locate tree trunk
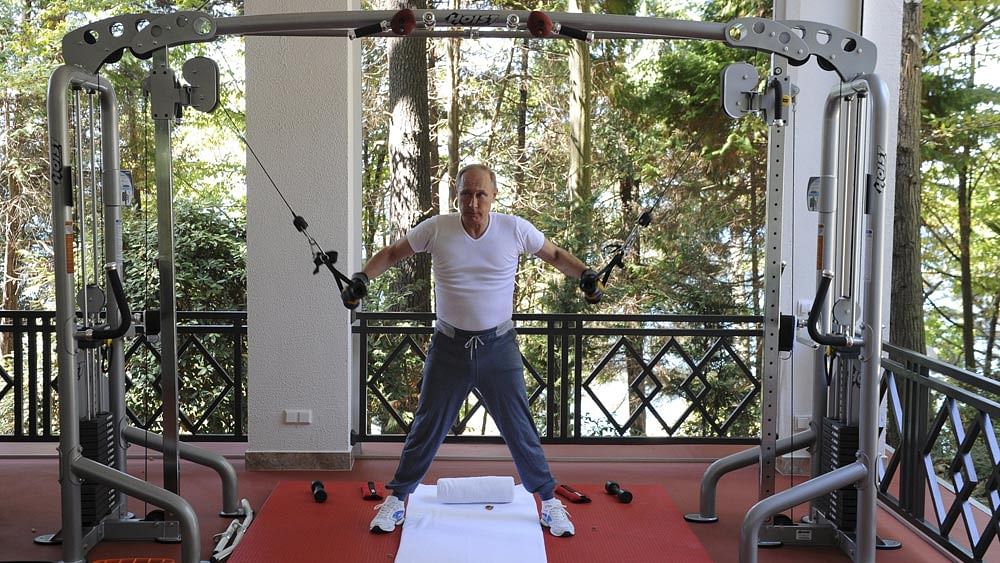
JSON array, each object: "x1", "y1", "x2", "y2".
[
  {"x1": 515, "y1": 38, "x2": 529, "y2": 203},
  {"x1": 957, "y1": 43, "x2": 977, "y2": 370},
  {"x1": 621, "y1": 176, "x2": 646, "y2": 435},
  {"x1": 384, "y1": 0, "x2": 433, "y2": 312},
  {"x1": 427, "y1": 40, "x2": 441, "y2": 217},
  {"x1": 2, "y1": 209, "x2": 23, "y2": 355},
  {"x1": 484, "y1": 44, "x2": 516, "y2": 159},
  {"x1": 984, "y1": 293, "x2": 1000, "y2": 380},
  {"x1": 890, "y1": 0, "x2": 926, "y2": 356},
  {"x1": 511, "y1": 40, "x2": 532, "y2": 310},
  {"x1": 1, "y1": 90, "x2": 25, "y2": 355},
  {"x1": 363, "y1": 142, "x2": 388, "y2": 258},
  {"x1": 566, "y1": 0, "x2": 593, "y2": 228},
  {"x1": 439, "y1": 0, "x2": 461, "y2": 214},
  {"x1": 957, "y1": 157, "x2": 975, "y2": 370},
  {"x1": 2, "y1": 181, "x2": 22, "y2": 314},
  {"x1": 750, "y1": 153, "x2": 762, "y2": 317}
]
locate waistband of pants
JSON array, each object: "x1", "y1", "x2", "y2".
[{"x1": 435, "y1": 319, "x2": 514, "y2": 340}]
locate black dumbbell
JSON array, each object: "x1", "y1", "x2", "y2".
[
  {"x1": 604, "y1": 481, "x2": 633, "y2": 504},
  {"x1": 311, "y1": 480, "x2": 328, "y2": 503}
]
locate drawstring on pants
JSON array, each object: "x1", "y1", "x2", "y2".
[{"x1": 464, "y1": 335, "x2": 484, "y2": 359}]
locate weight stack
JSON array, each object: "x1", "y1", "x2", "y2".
[
  {"x1": 815, "y1": 417, "x2": 859, "y2": 531},
  {"x1": 80, "y1": 411, "x2": 118, "y2": 526}
]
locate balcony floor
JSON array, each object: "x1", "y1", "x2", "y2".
[{"x1": 0, "y1": 442, "x2": 961, "y2": 562}]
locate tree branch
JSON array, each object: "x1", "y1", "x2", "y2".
[
  {"x1": 925, "y1": 294, "x2": 961, "y2": 329},
  {"x1": 931, "y1": 13, "x2": 1000, "y2": 55},
  {"x1": 924, "y1": 220, "x2": 961, "y2": 262}
]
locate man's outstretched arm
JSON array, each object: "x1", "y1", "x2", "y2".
[
  {"x1": 342, "y1": 238, "x2": 416, "y2": 309},
  {"x1": 534, "y1": 239, "x2": 588, "y2": 278},
  {"x1": 363, "y1": 238, "x2": 416, "y2": 279},
  {"x1": 535, "y1": 239, "x2": 604, "y2": 303}
]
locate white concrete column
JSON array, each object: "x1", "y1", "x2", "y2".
[
  {"x1": 244, "y1": 0, "x2": 363, "y2": 469},
  {"x1": 775, "y1": 0, "x2": 901, "y2": 474}
]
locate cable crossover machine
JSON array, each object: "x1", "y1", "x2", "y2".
[{"x1": 47, "y1": 6, "x2": 890, "y2": 563}]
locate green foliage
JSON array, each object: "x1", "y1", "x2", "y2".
[
  {"x1": 1, "y1": 0, "x2": 247, "y2": 306},
  {"x1": 358, "y1": 0, "x2": 768, "y2": 438},
  {"x1": 919, "y1": 0, "x2": 1000, "y2": 370},
  {"x1": 1, "y1": 0, "x2": 248, "y2": 435},
  {"x1": 914, "y1": 0, "x2": 1000, "y2": 506},
  {"x1": 35, "y1": 0, "x2": 1000, "y2": 447},
  {"x1": 113, "y1": 32, "x2": 248, "y2": 435},
  {"x1": 122, "y1": 189, "x2": 246, "y2": 312}
]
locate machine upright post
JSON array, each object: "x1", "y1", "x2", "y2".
[
  {"x1": 150, "y1": 46, "x2": 183, "y2": 507},
  {"x1": 756, "y1": 57, "x2": 792, "y2": 535},
  {"x1": 49, "y1": 64, "x2": 87, "y2": 563},
  {"x1": 855, "y1": 73, "x2": 891, "y2": 563},
  {"x1": 809, "y1": 91, "x2": 843, "y2": 516},
  {"x1": 96, "y1": 75, "x2": 129, "y2": 519}
]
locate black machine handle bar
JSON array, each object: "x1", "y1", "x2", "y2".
[
  {"x1": 90, "y1": 264, "x2": 132, "y2": 340},
  {"x1": 807, "y1": 271, "x2": 855, "y2": 348}
]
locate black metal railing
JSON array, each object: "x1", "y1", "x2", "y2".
[
  {"x1": 880, "y1": 343, "x2": 1000, "y2": 562},
  {"x1": 0, "y1": 311, "x2": 56, "y2": 440},
  {"x1": 355, "y1": 312, "x2": 764, "y2": 444},
  {"x1": 0, "y1": 310, "x2": 247, "y2": 441},
  {"x1": 7, "y1": 306, "x2": 1000, "y2": 556}
]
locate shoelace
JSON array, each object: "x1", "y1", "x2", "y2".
[
  {"x1": 464, "y1": 335, "x2": 484, "y2": 359},
  {"x1": 545, "y1": 501, "x2": 571, "y2": 522},
  {"x1": 374, "y1": 499, "x2": 400, "y2": 516}
]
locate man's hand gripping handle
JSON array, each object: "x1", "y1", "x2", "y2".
[{"x1": 341, "y1": 272, "x2": 370, "y2": 309}]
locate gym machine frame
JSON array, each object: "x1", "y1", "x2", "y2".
[
  {"x1": 46, "y1": 50, "x2": 249, "y2": 563},
  {"x1": 50, "y1": 8, "x2": 885, "y2": 563},
  {"x1": 684, "y1": 76, "x2": 894, "y2": 563}
]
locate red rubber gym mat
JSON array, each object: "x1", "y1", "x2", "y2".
[
  {"x1": 228, "y1": 481, "x2": 400, "y2": 563},
  {"x1": 545, "y1": 483, "x2": 712, "y2": 563},
  {"x1": 228, "y1": 481, "x2": 711, "y2": 563}
]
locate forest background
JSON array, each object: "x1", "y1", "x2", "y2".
[{"x1": 1, "y1": 0, "x2": 999, "y2": 443}]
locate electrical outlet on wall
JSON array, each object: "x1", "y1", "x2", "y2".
[{"x1": 283, "y1": 409, "x2": 313, "y2": 424}]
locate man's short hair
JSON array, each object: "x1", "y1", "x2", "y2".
[{"x1": 456, "y1": 163, "x2": 497, "y2": 192}]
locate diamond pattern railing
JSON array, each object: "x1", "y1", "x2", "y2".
[
  {"x1": 355, "y1": 312, "x2": 763, "y2": 443},
  {"x1": 0, "y1": 310, "x2": 247, "y2": 442},
  {"x1": 124, "y1": 312, "x2": 247, "y2": 440},
  {"x1": 179, "y1": 333, "x2": 237, "y2": 434},
  {"x1": 9, "y1": 307, "x2": 1000, "y2": 557},
  {"x1": 880, "y1": 343, "x2": 1000, "y2": 562},
  {"x1": 365, "y1": 334, "x2": 428, "y2": 433}
]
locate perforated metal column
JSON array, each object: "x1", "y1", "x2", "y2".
[{"x1": 758, "y1": 60, "x2": 792, "y2": 504}]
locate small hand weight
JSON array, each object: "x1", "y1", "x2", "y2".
[
  {"x1": 311, "y1": 480, "x2": 328, "y2": 503},
  {"x1": 604, "y1": 481, "x2": 633, "y2": 504}
]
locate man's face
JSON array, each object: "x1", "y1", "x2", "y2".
[{"x1": 458, "y1": 169, "x2": 497, "y2": 228}]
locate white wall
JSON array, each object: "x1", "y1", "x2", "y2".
[
  {"x1": 776, "y1": 0, "x2": 902, "y2": 468},
  {"x1": 245, "y1": 0, "x2": 362, "y2": 468}
]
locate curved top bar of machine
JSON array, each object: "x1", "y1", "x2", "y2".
[{"x1": 62, "y1": 9, "x2": 875, "y2": 82}]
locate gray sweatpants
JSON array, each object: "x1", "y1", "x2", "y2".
[{"x1": 387, "y1": 320, "x2": 557, "y2": 500}]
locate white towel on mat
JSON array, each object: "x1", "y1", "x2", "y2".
[
  {"x1": 436, "y1": 476, "x2": 515, "y2": 504},
  {"x1": 395, "y1": 483, "x2": 547, "y2": 563}
]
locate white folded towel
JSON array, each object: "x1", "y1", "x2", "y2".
[
  {"x1": 396, "y1": 484, "x2": 546, "y2": 563},
  {"x1": 436, "y1": 476, "x2": 515, "y2": 504}
]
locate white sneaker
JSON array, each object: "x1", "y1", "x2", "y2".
[
  {"x1": 370, "y1": 496, "x2": 405, "y2": 534},
  {"x1": 540, "y1": 498, "x2": 575, "y2": 537}
]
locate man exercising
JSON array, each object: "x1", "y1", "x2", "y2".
[{"x1": 341, "y1": 163, "x2": 603, "y2": 538}]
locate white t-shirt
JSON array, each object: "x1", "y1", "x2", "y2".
[{"x1": 407, "y1": 212, "x2": 545, "y2": 331}]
